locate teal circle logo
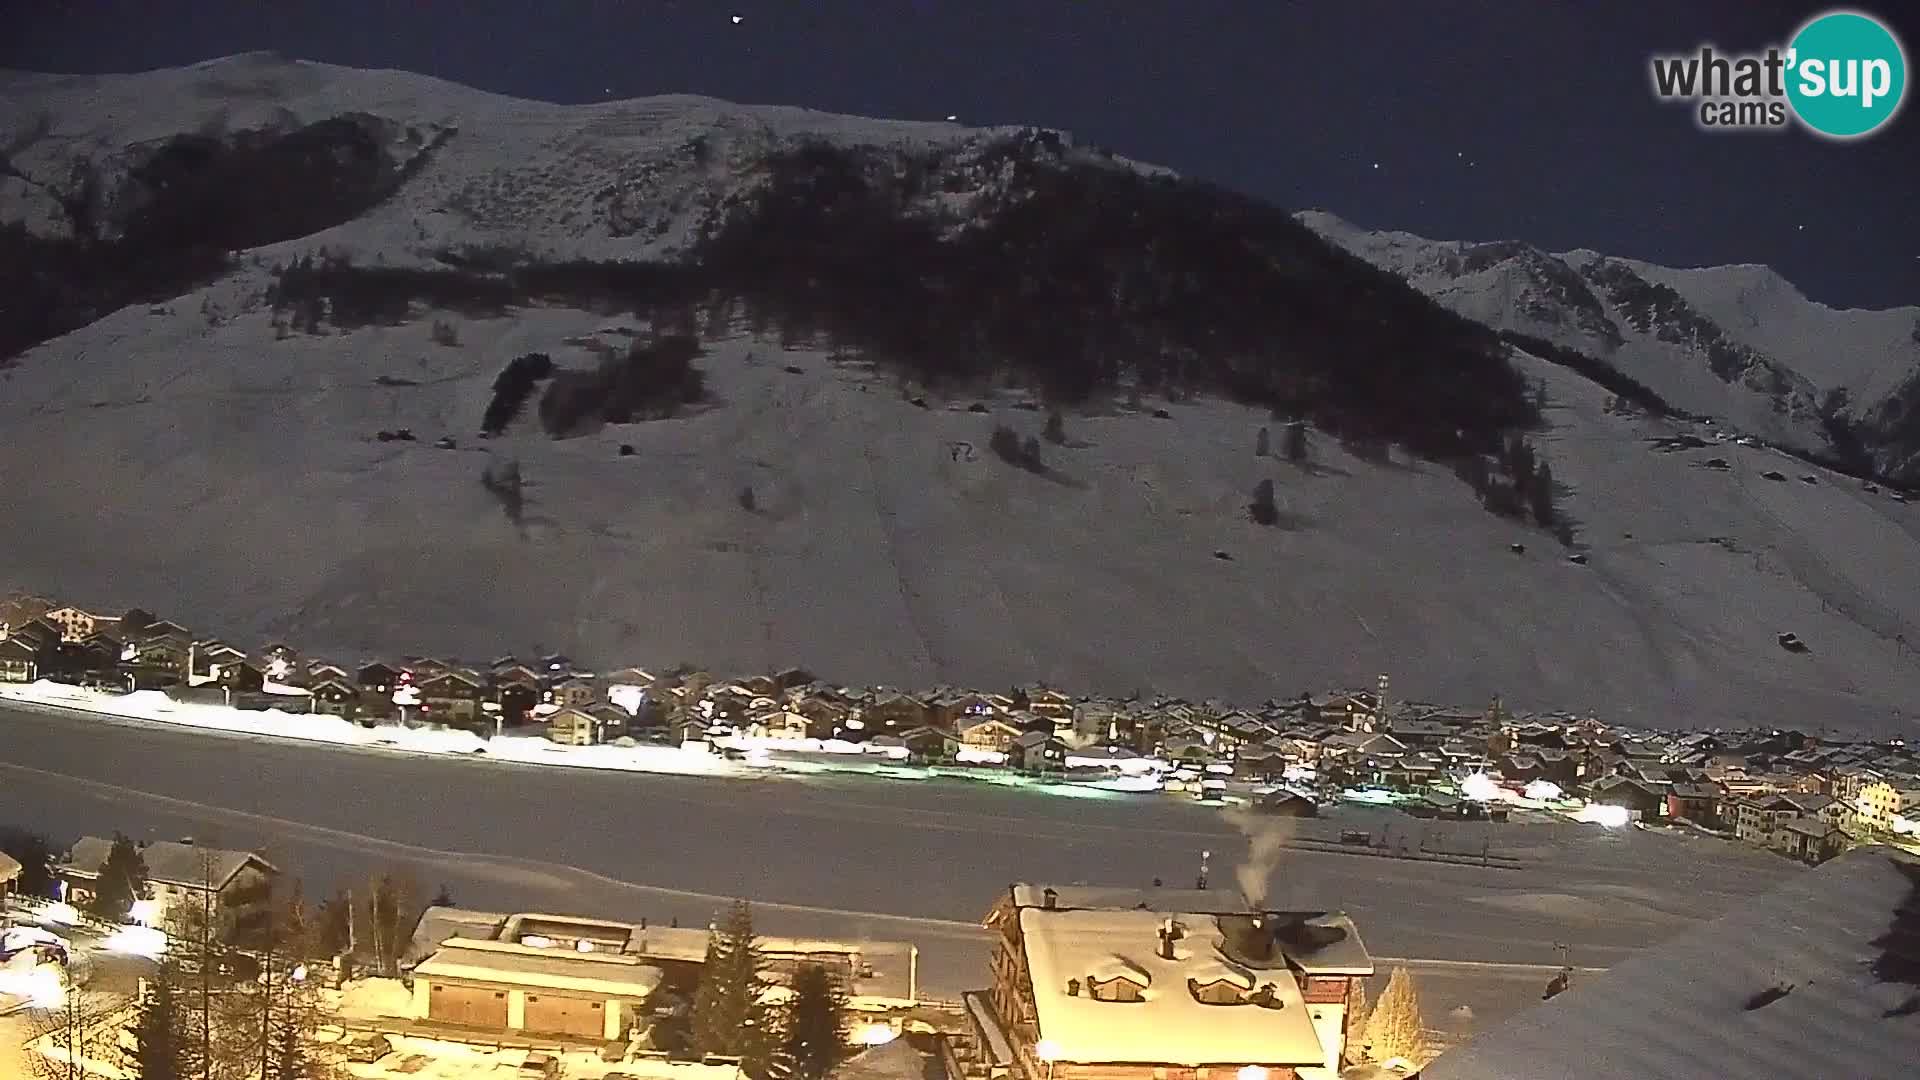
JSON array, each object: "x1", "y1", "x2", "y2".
[{"x1": 1786, "y1": 10, "x2": 1907, "y2": 138}]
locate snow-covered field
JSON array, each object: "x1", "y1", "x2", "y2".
[
  {"x1": 0, "y1": 701, "x2": 1795, "y2": 1018},
  {"x1": 3, "y1": 296, "x2": 1920, "y2": 734},
  {"x1": 3, "y1": 55, "x2": 1919, "y2": 735}
]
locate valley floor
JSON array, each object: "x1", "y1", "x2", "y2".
[{"x1": 0, "y1": 700, "x2": 1792, "y2": 1029}]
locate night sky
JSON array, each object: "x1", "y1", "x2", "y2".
[{"x1": 6, "y1": 1, "x2": 1917, "y2": 308}]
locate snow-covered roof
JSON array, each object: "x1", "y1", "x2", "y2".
[
  {"x1": 1009, "y1": 884, "x2": 1255, "y2": 915},
  {"x1": 413, "y1": 937, "x2": 664, "y2": 999},
  {"x1": 61, "y1": 836, "x2": 274, "y2": 890},
  {"x1": 1425, "y1": 847, "x2": 1920, "y2": 1080},
  {"x1": 0, "y1": 851, "x2": 20, "y2": 883},
  {"x1": 1017, "y1": 908, "x2": 1328, "y2": 1066}
]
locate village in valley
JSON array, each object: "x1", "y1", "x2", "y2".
[
  {"x1": 4, "y1": 591, "x2": 1919, "y2": 870},
  {"x1": 4, "y1": 589, "x2": 1920, "y2": 1080}
]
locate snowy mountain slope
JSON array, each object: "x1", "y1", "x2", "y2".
[
  {"x1": 0, "y1": 51, "x2": 1154, "y2": 268},
  {"x1": 1298, "y1": 211, "x2": 1920, "y2": 482},
  {"x1": 3, "y1": 292, "x2": 1919, "y2": 735},
  {"x1": 3, "y1": 56, "x2": 1920, "y2": 736}
]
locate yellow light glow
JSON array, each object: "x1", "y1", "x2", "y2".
[{"x1": 1035, "y1": 1039, "x2": 1061, "y2": 1062}]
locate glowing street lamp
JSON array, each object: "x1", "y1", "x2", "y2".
[
  {"x1": 1035, "y1": 1039, "x2": 1061, "y2": 1080},
  {"x1": 1237, "y1": 1067, "x2": 1269, "y2": 1080}
]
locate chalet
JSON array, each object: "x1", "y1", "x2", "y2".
[
  {"x1": 1256, "y1": 791, "x2": 1319, "y2": 818},
  {"x1": 213, "y1": 658, "x2": 265, "y2": 692},
  {"x1": 1320, "y1": 732, "x2": 1408, "y2": 761},
  {"x1": 192, "y1": 641, "x2": 247, "y2": 678},
  {"x1": 403, "y1": 657, "x2": 452, "y2": 680},
  {"x1": 960, "y1": 715, "x2": 1023, "y2": 755},
  {"x1": 547, "y1": 675, "x2": 599, "y2": 710},
  {"x1": 547, "y1": 706, "x2": 606, "y2": 747},
  {"x1": 59, "y1": 837, "x2": 278, "y2": 943},
  {"x1": 897, "y1": 724, "x2": 961, "y2": 763},
  {"x1": 1586, "y1": 775, "x2": 1667, "y2": 819},
  {"x1": 1378, "y1": 751, "x2": 1445, "y2": 792},
  {"x1": 357, "y1": 662, "x2": 400, "y2": 694},
  {"x1": 1665, "y1": 782, "x2": 1725, "y2": 826},
  {"x1": 305, "y1": 661, "x2": 351, "y2": 683},
  {"x1": 1773, "y1": 819, "x2": 1849, "y2": 864},
  {"x1": 6, "y1": 618, "x2": 60, "y2": 652},
  {"x1": 926, "y1": 690, "x2": 998, "y2": 730},
  {"x1": 1012, "y1": 730, "x2": 1068, "y2": 772},
  {"x1": 493, "y1": 681, "x2": 541, "y2": 727},
  {"x1": 979, "y1": 885, "x2": 1372, "y2": 1080},
  {"x1": 1021, "y1": 686, "x2": 1075, "y2": 723},
  {"x1": 859, "y1": 690, "x2": 930, "y2": 732},
  {"x1": 138, "y1": 619, "x2": 192, "y2": 642},
  {"x1": 308, "y1": 677, "x2": 363, "y2": 720},
  {"x1": 1234, "y1": 746, "x2": 1289, "y2": 782},
  {"x1": 746, "y1": 709, "x2": 812, "y2": 741},
  {"x1": 0, "y1": 637, "x2": 37, "y2": 683},
  {"x1": 417, "y1": 669, "x2": 486, "y2": 727},
  {"x1": 1386, "y1": 718, "x2": 1455, "y2": 747},
  {"x1": 779, "y1": 695, "x2": 844, "y2": 739},
  {"x1": 126, "y1": 632, "x2": 189, "y2": 674},
  {"x1": 587, "y1": 703, "x2": 631, "y2": 741}
]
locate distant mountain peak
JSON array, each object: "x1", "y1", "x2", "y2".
[{"x1": 1299, "y1": 212, "x2": 1920, "y2": 482}]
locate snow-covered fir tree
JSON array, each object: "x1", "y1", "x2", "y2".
[{"x1": 1362, "y1": 965, "x2": 1431, "y2": 1066}]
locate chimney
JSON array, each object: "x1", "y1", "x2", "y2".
[{"x1": 1042, "y1": 887, "x2": 1058, "y2": 910}]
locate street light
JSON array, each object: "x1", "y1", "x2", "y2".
[
  {"x1": 1035, "y1": 1039, "x2": 1061, "y2": 1080},
  {"x1": 1237, "y1": 1068, "x2": 1269, "y2": 1080}
]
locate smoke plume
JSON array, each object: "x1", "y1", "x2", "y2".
[{"x1": 1221, "y1": 805, "x2": 1296, "y2": 908}]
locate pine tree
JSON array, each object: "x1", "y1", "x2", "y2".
[
  {"x1": 1249, "y1": 478, "x2": 1278, "y2": 526},
  {"x1": 1341, "y1": 976, "x2": 1370, "y2": 1066},
  {"x1": 691, "y1": 901, "x2": 771, "y2": 1067},
  {"x1": 1284, "y1": 420, "x2": 1308, "y2": 463},
  {"x1": 88, "y1": 833, "x2": 148, "y2": 922},
  {"x1": 127, "y1": 965, "x2": 192, "y2": 1080},
  {"x1": 1044, "y1": 409, "x2": 1066, "y2": 445},
  {"x1": 1021, "y1": 435, "x2": 1043, "y2": 471},
  {"x1": 1529, "y1": 460, "x2": 1557, "y2": 527},
  {"x1": 1362, "y1": 966, "x2": 1430, "y2": 1066},
  {"x1": 1255, "y1": 425, "x2": 1271, "y2": 457},
  {"x1": 774, "y1": 964, "x2": 847, "y2": 1080},
  {"x1": 313, "y1": 889, "x2": 352, "y2": 960}
]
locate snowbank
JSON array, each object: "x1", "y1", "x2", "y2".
[{"x1": 0, "y1": 681, "x2": 743, "y2": 779}]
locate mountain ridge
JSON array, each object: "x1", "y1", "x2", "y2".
[{"x1": 1297, "y1": 208, "x2": 1920, "y2": 484}]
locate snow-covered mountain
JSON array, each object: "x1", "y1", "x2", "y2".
[
  {"x1": 1297, "y1": 210, "x2": 1920, "y2": 483},
  {"x1": 3, "y1": 55, "x2": 1920, "y2": 737}
]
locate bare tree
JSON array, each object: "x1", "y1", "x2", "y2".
[{"x1": 24, "y1": 986, "x2": 120, "y2": 1080}]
